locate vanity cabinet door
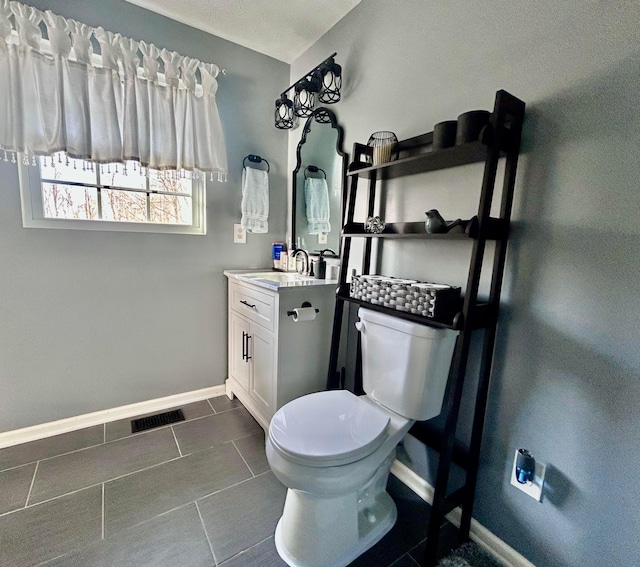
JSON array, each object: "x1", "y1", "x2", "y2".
[
  {"x1": 229, "y1": 311, "x2": 251, "y2": 393},
  {"x1": 248, "y1": 323, "x2": 275, "y2": 416}
]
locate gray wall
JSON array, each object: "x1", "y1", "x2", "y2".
[
  {"x1": 291, "y1": 1, "x2": 640, "y2": 565},
  {"x1": 0, "y1": 0, "x2": 289, "y2": 432}
]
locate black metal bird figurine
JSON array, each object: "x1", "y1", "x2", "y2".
[{"x1": 425, "y1": 209, "x2": 463, "y2": 234}]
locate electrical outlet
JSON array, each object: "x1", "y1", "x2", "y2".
[
  {"x1": 233, "y1": 223, "x2": 246, "y2": 244},
  {"x1": 318, "y1": 232, "x2": 328, "y2": 244},
  {"x1": 510, "y1": 449, "x2": 546, "y2": 502}
]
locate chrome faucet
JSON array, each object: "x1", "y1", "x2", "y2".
[{"x1": 291, "y1": 248, "x2": 309, "y2": 275}]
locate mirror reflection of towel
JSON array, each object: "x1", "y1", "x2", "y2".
[
  {"x1": 305, "y1": 177, "x2": 330, "y2": 234},
  {"x1": 241, "y1": 167, "x2": 269, "y2": 233}
]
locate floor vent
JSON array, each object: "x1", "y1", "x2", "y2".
[{"x1": 131, "y1": 409, "x2": 185, "y2": 433}]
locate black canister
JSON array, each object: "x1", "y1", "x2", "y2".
[
  {"x1": 455, "y1": 110, "x2": 490, "y2": 145},
  {"x1": 432, "y1": 120, "x2": 457, "y2": 150}
]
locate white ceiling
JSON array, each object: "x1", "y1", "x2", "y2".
[{"x1": 125, "y1": 0, "x2": 361, "y2": 63}]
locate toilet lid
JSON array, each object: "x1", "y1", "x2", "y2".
[{"x1": 269, "y1": 390, "x2": 390, "y2": 467}]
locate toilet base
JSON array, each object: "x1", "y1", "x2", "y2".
[
  {"x1": 274, "y1": 498, "x2": 396, "y2": 567},
  {"x1": 273, "y1": 452, "x2": 397, "y2": 567}
]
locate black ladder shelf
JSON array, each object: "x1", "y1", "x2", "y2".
[{"x1": 327, "y1": 90, "x2": 525, "y2": 566}]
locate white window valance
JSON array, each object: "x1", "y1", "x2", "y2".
[{"x1": 0, "y1": 0, "x2": 227, "y2": 180}]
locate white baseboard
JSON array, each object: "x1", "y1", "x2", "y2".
[
  {"x1": 390, "y1": 460, "x2": 535, "y2": 567},
  {"x1": 0, "y1": 385, "x2": 226, "y2": 449}
]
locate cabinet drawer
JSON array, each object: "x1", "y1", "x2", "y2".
[{"x1": 229, "y1": 282, "x2": 275, "y2": 330}]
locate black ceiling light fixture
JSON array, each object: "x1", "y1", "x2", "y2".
[
  {"x1": 275, "y1": 94, "x2": 295, "y2": 130},
  {"x1": 275, "y1": 52, "x2": 342, "y2": 129}
]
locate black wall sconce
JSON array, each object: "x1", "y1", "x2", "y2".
[
  {"x1": 314, "y1": 108, "x2": 331, "y2": 124},
  {"x1": 275, "y1": 52, "x2": 342, "y2": 130},
  {"x1": 275, "y1": 94, "x2": 295, "y2": 130},
  {"x1": 294, "y1": 76, "x2": 320, "y2": 118},
  {"x1": 318, "y1": 57, "x2": 342, "y2": 104}
]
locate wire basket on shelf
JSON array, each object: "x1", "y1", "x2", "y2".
[{"x1": 350, "y1": 274, "x2": 461, "y2": 323}]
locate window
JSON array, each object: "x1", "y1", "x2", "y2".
[{"x1": 19, "y1": 154, "x2": 206, "y2": 235}]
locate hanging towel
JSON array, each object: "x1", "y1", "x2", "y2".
[
  {"x1": 305, "y1": 177, "x2": 331, "y2": 234},
  {"x1": 241, "y1": 167, "x2": 269, "y2": 233}
]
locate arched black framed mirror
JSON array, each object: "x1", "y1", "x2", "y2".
[{"x1": 292, "y1": 107, "x2": 347, "y2": 256}]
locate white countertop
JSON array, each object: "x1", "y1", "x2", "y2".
[{"x1": 224, "y1": 269, "x2": 339, "y2": 292}]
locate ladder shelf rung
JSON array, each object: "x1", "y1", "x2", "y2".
[
  {"x1": 342, "y1": 218, "x2": 508, "y2": 240},
  {"x1": 348, "y1": 140, "x2": 497, "y2": 180},
  {"x1": 408, "y1": 423, "x2": 471, "y2": 470},
  {"x1": 337, "y1": 292, "x2": 494, "y2": 331},
  {"x1": 444, "y1": 486, "x2": 467, "y2": 514}
]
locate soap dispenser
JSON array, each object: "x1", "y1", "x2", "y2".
[{"x1": 314, "y1": 248, "x2": 337, "y2": 279}]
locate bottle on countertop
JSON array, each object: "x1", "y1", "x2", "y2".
[
  {"x1": 315, "y1": 248, "x2": 337, "y2": 279},
  {"x1": 272, "y1": 242, "x2": 284, "y2": 270},
  {"x1": 286, "y1": 243, "x2": 297, "y2": 272},
  {"x1": 279, "y1": 251, "x2": 288, "y2": 271}
]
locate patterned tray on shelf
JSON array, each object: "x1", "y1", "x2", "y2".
[{"x1": 350, "y1": 274, "x2": 461, "y2": 322}]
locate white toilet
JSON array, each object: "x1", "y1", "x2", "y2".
[{"x1": 266, "y1": 307, "x2": 459, "y2": 567}]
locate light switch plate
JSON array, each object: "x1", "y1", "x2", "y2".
[
  {"x1": 318, "y1": 232, "x2": 327, "y2": 244},
  {"x1": 510, "y1": 449, "x2": 546, "y2": 502},
  {"x1": 233, "y1": 223, "x2": 246, "y2": 244}
]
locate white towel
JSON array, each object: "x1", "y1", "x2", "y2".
[
  {"x1": 304, "y1": 177, "x2": 331, "y2": 234},
  {"x1": 241, "y1": 167, "x2": 269, "y2": 233}
]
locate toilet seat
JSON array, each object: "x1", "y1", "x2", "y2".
[{"x1": 269, "y1": 390, "x2": 390, "y2": 467}]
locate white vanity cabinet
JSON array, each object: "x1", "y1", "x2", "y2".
[{"x1": 225, "y1": 271, "x2": 337, "y2": 430}]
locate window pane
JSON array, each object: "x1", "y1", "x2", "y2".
[
  {"x1": 150, "y1": 194, "x2": 193, "y2": 224},
  {"x1": 42, "y1": 183, "x2": 99, "y2": 219},
  {"x1": 100, "y1": 162, "x2": 147, "y2": 191},
  {"x1": 40, "y1": 156, "x2": 96, "y2": 185},
  {"x1": 149, "y1": 171, "x2": 192, "y2": 195},
  {"x1": 102, "y1": 189, "x2": 148, "y2": 223}
]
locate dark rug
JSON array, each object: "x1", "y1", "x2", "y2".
[{"x1": 436, "y1": 542, "x2": 503, "y2": 567}]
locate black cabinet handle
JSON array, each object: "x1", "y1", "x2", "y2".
[
  {"x1": 245, "y1": 333, "x2": 252, "y2": 361},
  {"x1": 241, "y1": 331, "x2": 247, "y2": 361},
  {"x1": 240, "y1": 300, "x2": 257, "y2": 309}
]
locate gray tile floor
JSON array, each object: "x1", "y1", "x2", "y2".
[{"x1": 0, "y1": 396, "x2": 454, "y2": 567}]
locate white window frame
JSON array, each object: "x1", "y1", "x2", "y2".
[{"x1": 18, "y1": 157, "x2": 207, "y2": 235}]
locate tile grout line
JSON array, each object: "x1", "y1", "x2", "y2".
[
  {"x1": 219, "y1": 535, "x2": 274, "y2": 565},
  {"x1": 0, "y1": 421, "x2": 179, "y2": 473},
  {"x1": 0, "y1": 399, "x2": 240, "y2": 473},
  {"x1": 206, "y1": 398, "x2": 217, "y2": 414},
  {"x1": 0, "y1": 442, "x2": 267, "y2": 520},
  {"x1": 195, "y1": 500, "x2": 219, "y2": 565},
  {"x1": 2, "y1": 413, "x2": 261, "y2": 517},
  {"x1": 0, "y1": 454, "x2": 185, "y2": 518},
  {"x1": 94, "y1": 500, "x2": 195, "y2": 542},
  {"x1": 0, "y1": 461, "x2": 38, "y2": 475},
  {"x1": 170, "y1": 426, "x2": 183, "y2": 457},
  {"x1": 0, "y1": 406, "x2": 232, "y2": 474},
  {"x1": 101, "y1": 483, "x2": 105, "y2": 540},
  {"x1": 24, "y1": 461, "x2": 39, "y2": 507},
  {"x1": 195, "y1": 472, "x2": 269, "y2": 509},
  {"x1": 406, "y1": 537, "x2": 428, "y2": 566},
  {"x1": 3, "y1": 430, "x2": 266, "y2": 519},
  {"x1": 0, "y1": 439, "x2": 107, "y2": 474},
  {"x1": 171, "y1": 407, "x2": 246, "y2": 431},
  {"x1": 223, "y1": 430, "x2": 263, "y2": 445},
  {"x1": 232, "y1": 440, "x2": 255, "y2": 477}
]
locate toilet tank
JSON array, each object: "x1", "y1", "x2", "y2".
[{"x1": 357, "y1": 308, "x2": 459, "y2": 421}]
